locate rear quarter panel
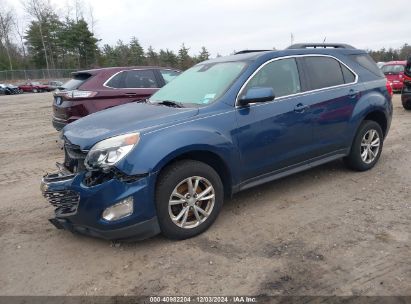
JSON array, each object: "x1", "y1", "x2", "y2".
[{"x1": 347, "y1": 78, "x2": 392, "y2": 146}]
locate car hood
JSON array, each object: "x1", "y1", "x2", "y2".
[{"x1": 63, "y1": 102, "x2": 199, "y2": 150}]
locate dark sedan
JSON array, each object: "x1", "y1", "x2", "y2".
[{"x1": 52, "y1": 67, "x2": 181, "y2": 130}]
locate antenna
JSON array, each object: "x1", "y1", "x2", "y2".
[{"x1": 323, "y1": 37, "x2": 327, "y2": 43}]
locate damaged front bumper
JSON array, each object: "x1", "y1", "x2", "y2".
[{"x1": 41, "y1": 163, "x2": 160, "y2": 241}]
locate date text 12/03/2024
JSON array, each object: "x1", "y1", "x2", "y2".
[{"x1": 149, "y1": 296, "x2": 257, "y2": 303}]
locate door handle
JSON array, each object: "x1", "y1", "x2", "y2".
[
  {"x1": 349, "y1": 89, "x2": 359, "y2": 99},
  {"x1": 124, "y1": 93, "x2": 137, "y2": 96},
  {"x1": 294, "y1": 103, "x2": 309, "y2": 113}
]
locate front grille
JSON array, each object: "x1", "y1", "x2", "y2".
[
  {"x1": 64, "y1": 141, "x2": 87, "y2": 173},
  {"x1": 43, "y1": 189, "x2": 80, "y2": 216}
]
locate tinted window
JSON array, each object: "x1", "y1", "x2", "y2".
[
  {"x1": 62, "y1": 73, "x2": 91, "y2": 90},
  {"x1": 340, "y1": 63, "x2": 356, "y2": 83},
  {"x1": 304, "y1": 57, "x2": 345, "y2": 90},
  {"x1": 350, "y1": 54, "x2": 384, "y2": 77},
  {"x1": 106, "y1": 70, "x2": 158, "y2": 88},
  {"x1": 406, "y1": 58, "x2": 411, "y2": 77},
  {"x1": 244, "y1": 58, "x2": 301, "y2": 98},
  {"x1": 123, "y1": 70, "x2": 157, "y2": 88},
  {"x1": 160, "y1": 70, "x2": 180, "y2": 84}
]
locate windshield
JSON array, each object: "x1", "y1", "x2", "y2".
[
  {"x1": 31, "y1": 82, "x2": 40, "y2": 85},
  {"x1": 149, "y1": 61, "x2": 247, "y2": 106},
  {"x1": 381, "y1": 64, "x2": 404, "y2": 74}
]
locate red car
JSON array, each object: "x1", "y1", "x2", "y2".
[
  {"x1": 19, "y1": 81, "x2": 51, "y2": 93},
  {"x1": 381, "y1": 61, "x2": 407, "y2": 92},
  {"x1": 52, "y1": 67, "x2": 181, "y2": 130}
]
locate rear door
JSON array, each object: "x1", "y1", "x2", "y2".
[{"x1": 300, "y1": 55, "x2": 359, "y2": 156}]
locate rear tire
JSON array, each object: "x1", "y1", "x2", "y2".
[
  {"x1": 32, "y1": 88, "x2": 38, "y2": 93},
  {"x1": 402, "y1": 99, "x2": 411, "y2": 110},
  {"x1": 344, "y1": 120, "x2": 383, "y2": 171},
  {"x1": 155, "y1": 160, "x2": 224, "y2": 240}
]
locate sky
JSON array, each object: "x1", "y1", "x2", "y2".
[{"x1": 14, "y1": 0, "x2": 411, "y2": 57}]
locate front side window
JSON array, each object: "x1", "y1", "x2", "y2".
[
  {"x1": 243, "y1": 58, "x2": 301, "y2": 98},
  {"x1": 150, "y1": 61, "x2": 247, "y2": 106},
  {"x1": 160, "y1": 70, "x2": 180, "y2": 84},
  {"x1": 304, "y1": 57, "x2": 345, "y2": 90}
]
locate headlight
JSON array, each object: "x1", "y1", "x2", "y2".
[{"x1": 85, "y1": 133, "x2": 140, "y2": 171}]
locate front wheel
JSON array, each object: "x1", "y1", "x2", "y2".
[
  {"x1": 155, "y1": 160, "x2": 224, "y2": 240},
  {"x1": 32, "y1": 88, "x2": 38, "y2": 93},
  {"x1": 344, "y1": 120, "x2": 383, "y2": 171}
]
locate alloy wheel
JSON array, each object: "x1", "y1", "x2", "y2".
[
  {"x1": 168, "y1": 176, "x2": 215, "y2": 229},
  {"x1": 360, "y1": 129, "x2": 380, "y2": 164}
]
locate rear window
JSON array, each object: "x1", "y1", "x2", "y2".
[
  {"x1": 381, "y1": 64, "x2": 405, "y2": 75},
  {"x1": 304, "y1": 56, "x2": 345, "y2": 90},
  {"x1": 350, "y1": 54, "x2": 384, "y2": 77},
  {"x1": 63, "y1": 73, "x2": 92, "y2": 90}
]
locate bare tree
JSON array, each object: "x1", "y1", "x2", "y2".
[
  {"x1": 87, "y1": 2, "x2": 96, "y2": 34},
  {"x1": 22, "y1": 0, "x2": 52, "y2": 75},
  {"x1": 0, "y1": 0, "x2": 14, "y2": 70}
]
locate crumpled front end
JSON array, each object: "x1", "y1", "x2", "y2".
[{"x1": 40, "y1": 139, "x2": 160, "y2": 241}]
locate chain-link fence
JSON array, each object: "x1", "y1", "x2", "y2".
[{"x1": 0, "y1": 69, "x2": 77, "y2": 82}]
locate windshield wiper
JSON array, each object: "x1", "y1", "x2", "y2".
[{"x1": 154, "y1": 100, "x2": 185, "y2": 108}]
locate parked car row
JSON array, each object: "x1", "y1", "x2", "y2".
[
  {"x1": 0, "y1": 83, "x2": 23, "y2": 95},
  {"x1": 18, "y1": 81, "x2": 64, "y2": 93},
  {"x1": 0, "y1": 81, "x2": 65, "y2": 95},
  {"x1": 41, "y1": 43, "x2": 393, "y2": 242}
]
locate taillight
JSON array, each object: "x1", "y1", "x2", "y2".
[
  {"x1": 63, "y1": 90, "x2": 97, "y2": 99},
  {"x1": 385, "y1": 80, "x2": 393, "y2": 96}
]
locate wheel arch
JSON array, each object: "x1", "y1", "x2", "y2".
[{"x1": 155, "y1": 149, "x2": 234, "y2": 198}]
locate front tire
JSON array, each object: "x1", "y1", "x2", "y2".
[
  {"x1": 155, "y1": 160, "x2": 224, "y2": 240},
  {"x1": 32, "y1": 88, "x2": 38, "y2": 93},
  {"x1": 344, "y1": 120, "x2": 383, "y2": 171}
]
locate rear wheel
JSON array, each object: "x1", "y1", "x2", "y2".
[
  {"x1": 32, "y1": 88, "x2": 38, "y2": 93},
  {"x1": 402, "y1": 99, "x2": 411, "y2": 110},
  {"x1": 344, "y1": 120, "x2": 383, "y2": 171},
  {"x1": 155, "y1": 160, "x2": 224, "y2": 240}
]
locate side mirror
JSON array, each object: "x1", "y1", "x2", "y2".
[{"x1": 238, "y1": 87, "x2": 275, "y2": 107}]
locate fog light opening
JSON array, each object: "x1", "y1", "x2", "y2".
[{"x1": 102, "y1": 196, "x2": 134, "y2": 221}]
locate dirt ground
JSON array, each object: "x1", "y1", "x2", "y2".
[{"x1": 0, "y1": 93, "x2": 410, "y2": 296}]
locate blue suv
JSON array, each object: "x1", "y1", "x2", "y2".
[{"x1": 41, "y1": 43, "x2": 393, "y2": 241}]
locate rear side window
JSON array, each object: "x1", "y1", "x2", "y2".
[
  {"x1": 340, "y1": 64, "x2": 356, "y2": 83},
  {"x1": 106, "y1": 70, "x2": 158, "y2": 88},
  {"x1": 160, "y1": 70, "x2": 181, "y2": 84},
  {"x1": 244, "y1": 58, "x2": 301, "y2": 98},
  {"x1": 304, "y1": 57, "x2": 345, "y2": 90},
  {"x1": 62, "y1": 73, "x2": 91, "y2": 90},
  {"x1": 350, "y1": 54, "x2": 384, "y2": 77}
]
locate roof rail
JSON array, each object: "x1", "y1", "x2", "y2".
[
  {"x1": 234, "y1": 50, "x2": 271, "y2": 55},
  {"x1": 287, "y1": 43, "x2": 356, "y2": 50}
]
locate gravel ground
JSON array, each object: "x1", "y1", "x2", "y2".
[{"x1": 0, "y1": 93, "x2": 410, "y2": 296}]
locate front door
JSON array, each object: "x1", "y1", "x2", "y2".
[{"x1": 235, "y1": 58, "x2": 315, "y2": 181}]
